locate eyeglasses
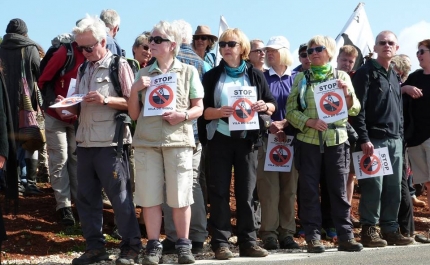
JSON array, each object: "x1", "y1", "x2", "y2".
[
  {"x1": 299, "y1": 52, "x2": 308, "y2": 58},
  {"x1": 149, "y1": 36, "x2": 170, "y2": 44},
  {"x1": 193, "y1": 36, "x2": 208, "y2": 41},
  {"x1": 140, "y1": 44, "x2": 150, "y2": 51},
  {"x1": 378, "y1": 41, "x2": 396, "y2": 46},
  {"x1": 77, "y1": 42, "x2": 99, "y2": 53},
  {"x1": 250, "y1": 49, "x2": 264, "y2": 55},
  {"x1": 307, "y1": 46, "x2": 326, "y2": 55},
  {"x1": 416, "y1": 49, "x2": 430, "y2": 56},
  {"x1": 219, "y1": 41, "x2": 240, "y2": 48}
]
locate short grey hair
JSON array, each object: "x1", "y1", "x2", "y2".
[
  {"x1": 100, "y1": 9, "x2": 120, "y2": 29},
  {"x1": 73, "y1": 14, "x2": 107, "y2": 42},
  {"x1": 172, "y1": 19, "x2": 193, "y2": 44},
  {"x1": 152, "y1": 20, "x2": 182, "y2": 56}
]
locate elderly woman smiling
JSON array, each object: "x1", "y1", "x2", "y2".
[
  {"x1": 129, "y1": 21, "x2": 204, "y2": 265},
  {"x1": 286, "y1": 35, "x2": 362, "y2": 253}
]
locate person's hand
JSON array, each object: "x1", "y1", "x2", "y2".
[
  {"x1": 0, "y1": 155, "x2": 6, "y2": 169},
  {"x1": 251, "y1": 100, "x2": 268, "y2": 112},
  {"x1": 275, "y1": 130, "x2": 287, "y2": 143},
  {"x1": 219, "y1": 106, "x2": 234, "y2": 118},
  {"x1": 132, "y1": 76, "x2": 151, "y2": 93},
  {"x1": 55, "y1": 95, "x2": 65, "y2": 103},
  {"x1": 404, "y1": 85, "x2": 423, "y2": 99},
  {"x1": 162, "y1": 111, "x2": 185, "y2": 125},
  {"x1": 83, "y1": 91, "x2": 104, "y2": 104},
  {"x1": 269, "y1": 120, "x2": 288, "y2": 134},
  {"x1": 337, "y1": 79, "x2": 349, "y2": 97},
  {"x1": 306, "y1": 118, "x2": 328, "y2": 131},
  {"x1": 361, "y1": 141, "x2": 374, "y2": 156}
]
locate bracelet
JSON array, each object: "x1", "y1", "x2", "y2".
[{"x1": 265, "y1": 104, "x2": 269, "y2": 112}]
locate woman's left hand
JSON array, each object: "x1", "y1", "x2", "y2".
[
  {"x1": 162, "y1": 111, "x2": 185, "y2": 125},
  {"x1": 251, "y1": 100, "x2": 268, "y2": 112},
  {"x1": 337, "y1": 80, "x2": 349, "y2": 97}
]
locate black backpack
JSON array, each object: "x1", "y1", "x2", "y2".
[{"x1": 40, "y1": 34, "x2": 75, "y2": 109}]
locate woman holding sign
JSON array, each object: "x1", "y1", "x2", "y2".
[
  {"x1": 129, "y1": 20, "x2": 204, "y2": 264},
  {"x1": 199, "y1": 28, "x2": 276, "y2": 260},
  {"x1": 286, "y1": 35, "x2": 362, "y2": 253}
]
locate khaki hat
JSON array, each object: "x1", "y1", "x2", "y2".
[{"x1": 193, "y1": 25, "x2": 218, "y2": 41}]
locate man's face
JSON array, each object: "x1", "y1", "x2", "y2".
[
  {"x1": 298, "y1": 49, "x2": 311, "y2": 70},
  {"x1": 374, "y1": 32, "x2": 399, "y2": 60},
  {"x1": 337, "y1": 52, "x2": 356, "y2": 72},
  {"x1": 75, "y1": 31, "x2": 107, "y2": 62},
  {"x1": 248, "y1": 41, "x2": 265, "y2": 66}
]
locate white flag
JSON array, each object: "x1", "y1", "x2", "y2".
[
  {"x1": 215, "y1": 15, "x2": 229, "y2": 66},
  {"x1": 334, "y1": 3, "x2": 374, "y2": 70}
]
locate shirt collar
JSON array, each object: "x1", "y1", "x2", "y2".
[
  {"x1": 269, "y1": 66, "x2": 292, "y2": 77},
  {"x1": 148, "y1": 58, "x2": 183, "y2": 74}
]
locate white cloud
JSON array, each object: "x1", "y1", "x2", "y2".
[{"x1": 397, "y1": 21, "x2": 430, "y2": 71}]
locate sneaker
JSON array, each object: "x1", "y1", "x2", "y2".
[
  {"x1": 279, "y1": 236, "x2": 300, "y2": 249},
  {"x1": 382, "y1": 230, "x2": 415, "y2": 246},
  {"x1": 72, "y1": 248, "x2": 110, "y2": 265},
  {"x1": 415, "y1": 234, "x2": 430, "y2": 244},
  {"x1": 338, "y1": 238, "x2": 363, "y2": 252},
  {"x1": 177, "y1": 246, "x2": 195, "y2": 264},
  {"x1": 142, "y1": 243, "x2": 163, "y2": 265},
  {"x1": 116, "y1": 246, "x2": 140, "y2": 265},
  {"x1": 58, "y1": 207, "x2": 75, "y2": 226},
  {"x1": 306, "y1": 239, "x2": 325, "y2": 253},
  {"x1": 239, "y1": 245, "x2": 268, "y2": 257},
  {"x1": 161, "y1": 238, "x2": 176, "y2": 254},
  {"x1": 214, "y1": 246, "x2": 233, "y2": 260},
  {"x1": 360, "y1": 225, "x2": 387, "y2": 248},
  {"x1": 321, "y1": 227, "x2": 338, "y2": 242},
  {"x1": 263, "y1": 237, "x2": 278, "y2": 250},
  {"x1": 191, "y1": 241, "x2": 203, "y2": 254}
]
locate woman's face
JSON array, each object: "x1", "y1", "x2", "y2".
[
  {"x1": 194, "y1": 35, "x2": 210, "y2": 53},
  {"x1": 219, "y1": 34, "x2": 243, "y2": 66},
  {"x1": 417, "y1": 44, "x2": 430, "y2": 69},
  {"x1": 133, "y1": 39, "x2": 152, "y2": 66},
  {"x1": 149, "y1": 29, "x2": 174, "y2": 60},
  {"x1": 308, "y1": 44, "x2": 330, "y2": 66},
  {"x1": 265, "y1": 48, "x2": 280, "y2": 67}
]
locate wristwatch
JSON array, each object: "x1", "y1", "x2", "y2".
[
  {"x1": 184, "y1": 111, "x2": 189, "y2": 121},
  {"x1": 103, "y1": 96, "x2": 109, "y2": 105}
]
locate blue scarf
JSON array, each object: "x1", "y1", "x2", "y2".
[{"x1": 225, "y1": 60, "x2": 246, "y2": 78}]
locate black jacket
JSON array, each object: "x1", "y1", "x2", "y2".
[
  {"x1": 350, "y1": 59, "x2": 403, "y2": 144},
  {"x1": 198, "y1": 60, "x2": 277, "y2": 145}
]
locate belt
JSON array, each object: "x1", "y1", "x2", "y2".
[{"x1": 318, "y1": 124, "x2": 346, "y2": 153}]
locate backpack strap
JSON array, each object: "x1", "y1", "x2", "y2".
[
  {"x1": 109, "y1": 54, "x2": 123, "y2": 97},
  {"x1": 60, "y1": 43, "x2": 75, "y2": 76}
]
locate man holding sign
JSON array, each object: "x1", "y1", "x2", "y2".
[{"x1": 350, "y1": 30, "x2": 413, "y2": 247}]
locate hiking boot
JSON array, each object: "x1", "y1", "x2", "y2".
[
  {"x1": 322, "y1": 227, "x2": 338, "y2": 242},
  {"x1": 72, "y1": 248, "x2": 110, "y2": 265},
  {"x1": 23, "y1": 184, "x2": 44, "y2": 195},
  {"x1": 214, "y1": 246, "x2": 233, "y2": 260},
  {"x1": 116, "y1": 246, "x2": 140, "y2": 265},
  {"x1": 58, "y1": 207, "x2": 75, "y2": 226},
  {"x1": 177, "y1": 246, "x2": 195, "y2": 264},
  {"x1": 351, "y1": 216, "x2": 361, "y2": 228},
  {"x1": 306, "y1": 239, "x2": 325, "y2": 253},
  {"x1": 191, "y1": 241, "x2": 203, "y2": 254},
  {"x1": 142, "y1": 241, "x2": 163, "y2": 265},
  {"x1": 263, "y1": 237, "x2": 278, "y2": 250},
  {"x1": 382, "y1": 230, "x2": 415, "y2": 246},
  {"x1": 338, "y1": 238, "x2": 363, "y2": 252},
  {"x1": 279, "y1": 236, "x2": 300, "y2": 249},
  {"x1": 161, "y1": 238, "x2": 176, "y2": 254},
  {"x1": 360, "y1": 225, "x2": 387, "y2": 248},
  {"x1": 239, "y1": 245, "x2": 269, "y2": 257},
  {"x1": 415, "y1": 234, "x2": 430, "y2": 244},
  {"x1": 36, "y1": 166, "x2": 50, "y2": 183}
]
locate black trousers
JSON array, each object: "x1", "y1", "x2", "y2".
[
  {"x1": 207, "y1": 131, "x2": 258, "y2": 250},
  {"x1": 398, "y1": 150, "x2": 414, "y2": 236}
]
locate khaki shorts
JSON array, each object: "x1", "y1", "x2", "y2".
[
  {"x1": 407, "y1": 138, "x2": 430, "y2": 184},
  {"x1": 134, "y1": 146, "x2": 194, "y2": 208}
]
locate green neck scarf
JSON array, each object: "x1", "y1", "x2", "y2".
[{"x1": 310, "y1": 63, "x2": 332, "y2": 81}]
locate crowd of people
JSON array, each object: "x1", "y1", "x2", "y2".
[{"x1": 0, "y1": 8, "x2": 430, "y2": 265}]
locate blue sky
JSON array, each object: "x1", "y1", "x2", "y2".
[{"x1": 1, "y1": 0, "x2": 430, "y2": 70}]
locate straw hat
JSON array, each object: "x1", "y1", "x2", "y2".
[{"x1": 193, "y1": 25, "x2": 218, "y2": 41}]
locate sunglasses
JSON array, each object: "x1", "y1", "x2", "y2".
[
  {"x1": 250, "y1": 49, "x2": 264, "y2": 55},
  {"x1": 149, "y1": 36, "x2": 170, "y2": 44},
  {"x1": 193, "y1": 36, "x2": 208, "y2": 41},
  {"x1": 307, "y1": 46, "x2": 326, "y2": 55},
  {"x1": 77, "y1": 42, "x2": 99, "y2": 53},
  {"x1": 378, "y1": 41, "x2": 396, "y2": 46},
  {"x1": 416, "y1": 49, "x2": 430, "y2": 56},
  {"x1": 219, "y1": 41, "x2": 240, "y2": 48},
  {"x1": 299, "y1": 52, "x2": 308, "y2": 58},
  {"x1": 140, "y1": 44, "x2": 150, "y2": 51}
]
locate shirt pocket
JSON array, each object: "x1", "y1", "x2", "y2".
[{"x1": 90, "y1": 112, "x2": 115, "y2": 142}]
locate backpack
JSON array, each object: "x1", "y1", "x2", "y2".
[{"x1": 39, "y1": 33, "x2": 75, "y2": 109}]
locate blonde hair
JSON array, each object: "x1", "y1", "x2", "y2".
[
  {"x1": 391, "y1": 54, "x2": 411, "y2": 83},
  {"x1": 219, "y1": 28, "x2": 251, "y2": 61},
  {"x1": 307, "y1": 35, "x2": 336, "y2": 61},
  {"x1": 338, "y1": 45, "x2": 358, "y2": 58},
  {"x1": 265, "y1": 47, "x2": 293, "y2": 67}
]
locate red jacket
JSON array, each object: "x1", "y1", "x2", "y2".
[{"x1": 38, "y1": 42, "x2": 86, "y2": 122}]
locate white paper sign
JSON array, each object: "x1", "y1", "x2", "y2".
[
  {"x1": 228, "y1": 86, "x2": 259, "y2": 131},
  {"x1": 264, "y1": 134, "x2": 294, "y2": 172},
  {"x1": 49, "y1": 94, "x2": 85, "y2": 108},
  {"x1": 313, "y1": 79, "x2": 348, "y2": 123},
  {"x1": 143, "y1": 73, "x2": 177, "y2": 116},
  {"x1": 66, "y1": 78, "x2": 77, "y2": 98},
  {"x1": 352, "y1": 147, "x2": 394, "y2": 179}
]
